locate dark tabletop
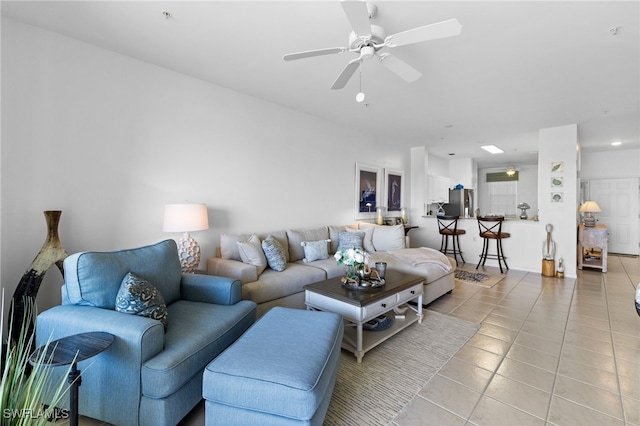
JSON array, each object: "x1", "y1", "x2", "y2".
[
  {"x1": 30, "y1": 331, "x2": 114, "y2": 367},
  {"x1": 304, "y1": 269, "x2": 423, "y2": 307}
]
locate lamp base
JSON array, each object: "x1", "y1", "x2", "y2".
[
  {"x1": 177, "y1": 232, "x2": 201, "y2": 273},
  {"x1": 582, "y1": 216, "x2": 596, "y2": 227}
]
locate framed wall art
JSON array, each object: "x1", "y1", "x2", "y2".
[
  {"x1": 551, "y1": 192, "x2": 563, "y2": 203},
  {"x1": 354, "y1": 162, "x2": 382, "y2": 220},
  {"x1": 384, "y1": 169, "x2": 404, "y2": 214},
  {"x1": 551, "y1": 177, "x2": 563, "y2": 187},
  {"x1": 551, "y1": 161, "x2": 564, "y2": 173}
]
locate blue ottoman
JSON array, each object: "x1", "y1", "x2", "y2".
[{"x1": 203, "y1": 307, "x2": 343, "y2": 426}]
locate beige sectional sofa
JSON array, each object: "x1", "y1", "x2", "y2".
[{"x1": 207, "y1": 223, "x2": 455, "y2": 317}]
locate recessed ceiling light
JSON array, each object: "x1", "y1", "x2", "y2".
[
  {"x1": 611, "y1": 141, "x2": 622, "y2": 146},
  {"x1": 481, "y1": 145, "x2": 504, "y2": 154}
]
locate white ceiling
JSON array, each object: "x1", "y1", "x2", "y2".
[{"x1": 3, "y1": 1, "x2": 639, "y2": 167}]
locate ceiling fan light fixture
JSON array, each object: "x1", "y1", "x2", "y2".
[
  {"x1": 506, "y1": 166, "x2": 516, "y2": 176},
  {"x1": 360, "y1": 45, "x2": 375, "y2": 60},
  {"x1": 356, "y1": 92, "x2": 366, "y2": 103}
]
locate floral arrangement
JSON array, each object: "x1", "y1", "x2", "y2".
[{"x1": 334, "y1": 247, "x2": 369, "y2": 266}]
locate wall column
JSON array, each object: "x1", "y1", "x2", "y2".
[{"x1": 538, "y1": 124, "x2": 579, "y2": 278}]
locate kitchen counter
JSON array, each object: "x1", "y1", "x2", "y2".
[{"x1": 410, "y1": 216, "x2": 561, "y2": 275}]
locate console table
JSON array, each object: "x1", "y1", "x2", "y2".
[{"x1": 578, "y1": 224, "x2": 608, "y2": 272}]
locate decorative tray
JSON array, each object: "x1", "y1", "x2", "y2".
[{"x1": 341, "y1": 277, "x2": 386, "y2": 290}]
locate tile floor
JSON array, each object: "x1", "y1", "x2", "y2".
[
  {"x1": 395, "y1": 255, "x2": 639, "y2": 426},
  {"x1": 75, "y1": 255, "x2": 639, "y2": 425}
]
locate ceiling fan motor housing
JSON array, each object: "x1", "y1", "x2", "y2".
[{"x1": 348, "y1": 24, "x2": 385, "y2": 51}]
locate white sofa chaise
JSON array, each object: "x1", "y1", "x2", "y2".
[{"x1": 207, "y1": 223, "x2": 455, "y2": 317}]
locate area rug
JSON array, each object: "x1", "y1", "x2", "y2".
[
  {"x1": 325, "y1": 310, "x2": 479, "y2": 426},
  {"x1": 454, "y1": 269, "x2": 505, "y2": 288}
]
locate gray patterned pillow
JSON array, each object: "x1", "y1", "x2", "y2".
[
  {"x1": 116, "y1": 272, "x2": 168, "y2": 328},
  {"x1": 262, "y1": 235, "x2": 287, "y2": 272},
  {"x1": 337, "y1": 231, "x2": 364, "y2": 252},
  {"x1": 301, "y1": 239, "x2": 331, "y2": 263}
]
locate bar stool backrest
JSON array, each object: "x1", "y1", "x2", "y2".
[
  {"x1": 477, "y1": 216, "x2": 506, "y2": 238},
  {"x1": 438, "y1": 215, "x2": 461, "y2": 235}
]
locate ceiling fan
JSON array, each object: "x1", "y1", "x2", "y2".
[{"x1": 283, "y1": 0, "x2": 462, "y2": 90}]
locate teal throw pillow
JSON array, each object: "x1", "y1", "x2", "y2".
[
  {"x1": 301, "y1": 239, "x2": 331, "y2": 263},
  {"x1": 337, "y1": 231, "x2": 364, "y2": 252},
  {"x1": 262, "y1": 235, "x2": 287, "y2": 272},
  {"x1": 116, "y1": 272, "x2": 168, "y2": 329}
]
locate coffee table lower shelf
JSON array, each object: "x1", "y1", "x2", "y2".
[{"x1": 341, "y1": 308, "x2": 422, "y2": 361}]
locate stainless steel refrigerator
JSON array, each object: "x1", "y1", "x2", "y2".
[{"x1": 444, "y1": 189, "x2": 474, "y2": 217}]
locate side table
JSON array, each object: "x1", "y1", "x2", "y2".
[
  {"x1": 578, "y1": 224, "x2": 608, "y2": 272},
  {"x1": 30, "y1": 331, "x2": 114, "y2": 426}
]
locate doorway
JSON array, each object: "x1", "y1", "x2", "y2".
[{"x1": 588, "y1": 178, "x2": 639, "y2": 255}]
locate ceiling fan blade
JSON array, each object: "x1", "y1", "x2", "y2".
[
  {"x1": 378, "y1": 53, "x2": 422, "y2": 83},
  {"x1": 330, "y1": 58, "x2": 361, "y2": 90},
  {"x1": 283, "y1": 47, "x2": 346, "y2": 61},
  {"x1": 341, "y1": 0, "x2": 372, "y2": 37},
  {"x1": 385, "y1": 19, "x2": 462, "y2": 48}
]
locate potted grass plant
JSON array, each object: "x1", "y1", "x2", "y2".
[{"x1": 1, "y1": 293, "x2": 74, "y2": 425}]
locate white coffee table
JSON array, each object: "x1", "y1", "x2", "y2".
[{"x1": 304, "y1": 270, "x2": 423, "y2": 363}]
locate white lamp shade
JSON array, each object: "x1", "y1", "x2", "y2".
[
  {"x1": 578, "y1": 201, "x2": 602, "y2": 213},
  {"x1": 163, "y1": 204, "x2": 209, "y2": 232}
]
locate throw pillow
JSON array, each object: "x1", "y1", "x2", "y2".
[
  {"x1": 286, "y1": 227, "x2": 330, "y2": 262},
  {"x1": 301, "y1": 239, "x2": 331, "y2": 263},
  {"x1": 337, "y1": 230, "x2": 364, "y2": 252},
  {"x1": 237, "y1": 234, "x2": 268, "y2": 274},
  {"x1": 262, "y1": 235, "x2": 287, "y2": 272},
  {"x1": 115, "y1": 272, "x2": 168, "y2": 328},
  {"x1": 351, "y1": 224, "x2": 376, "y2": 252}
]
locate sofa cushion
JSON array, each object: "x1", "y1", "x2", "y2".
[
  {"x1": 141, "y1": 299, "x2": 256, "y2": 399},
  {"x1": 262, "y1": 235, "x2": 287, "y2": 272},
  {"x1": 236, "y1": 234, "x2": 267, "y2": 274},
  {"x1": 220, "y1": 234, "x2": 251, "y2": 261},
  {"x1": 115, "y1": 272, "x2": 168, "y2": 328},
  {"x1": 372, "y1": 224, "x2": 406, "y2": 251},
  {"x1": 241, "y1": 264, "x2": 327, "y2": 305},
  {"x1": 301, "y1": 239, "x2": 331, "y2": 263},
  {"x1": 338, "y1": 230, "x2": 364, "y2": 252},
  {"x1": 300, "y1": 257, "x2": 346, "y2": 280},
  {"x1": 63, "y1": 239, "x2": 182, "y2": 308},
  {"x1": 287, "y1": 227, "x2": 329, "y2": 261}
]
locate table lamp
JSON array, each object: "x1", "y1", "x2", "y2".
[
  {"x1": 163, "y1": 203, "x2": 209, "y2": 272},
  {"x1": 578, "y1": 200, "x2": 601, "y2": 227}
]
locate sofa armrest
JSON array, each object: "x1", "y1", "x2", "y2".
[
  {"x1": 36, "y1": 305, "x2": 164, "y2": 425},
  {"x1": 207, "y1": 257, "x2": 258, "y2": 284},
  {"x1": 180, "y1": 273, "x2": 242, "y2": 305}
]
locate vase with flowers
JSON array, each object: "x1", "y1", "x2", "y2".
[{"x1": 334, "y1": 247, "x2": 371, "y2": 284}]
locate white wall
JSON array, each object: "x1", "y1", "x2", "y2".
[
  {"x1": 580, "y1": 149, "x2": 640, "y2": 179},
  {"x1": 1, "y1": 18, "x2": 411, "y2": 314}
]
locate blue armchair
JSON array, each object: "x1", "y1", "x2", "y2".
[{"x1": 36, "y1": 239, "x2": 256, "y2": 426}]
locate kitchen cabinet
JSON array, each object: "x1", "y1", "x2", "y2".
[
  {"x1": 427, "y1": 175, "x2": 452, "y2": 204},
  {"x1": 578, "y1": 224, "x2": 608, "y2": 272}
]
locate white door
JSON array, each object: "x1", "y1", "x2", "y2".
[{"x1": 589, "y1": 178, "x2": 639, "y2": 255}]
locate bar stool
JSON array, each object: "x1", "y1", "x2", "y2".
[
  {"x1": 476, "y1": 216, "x2": 510, "y2": 273},
  {"x1": 437, "y1": 215, "x2": 466, "y2": 265}
]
